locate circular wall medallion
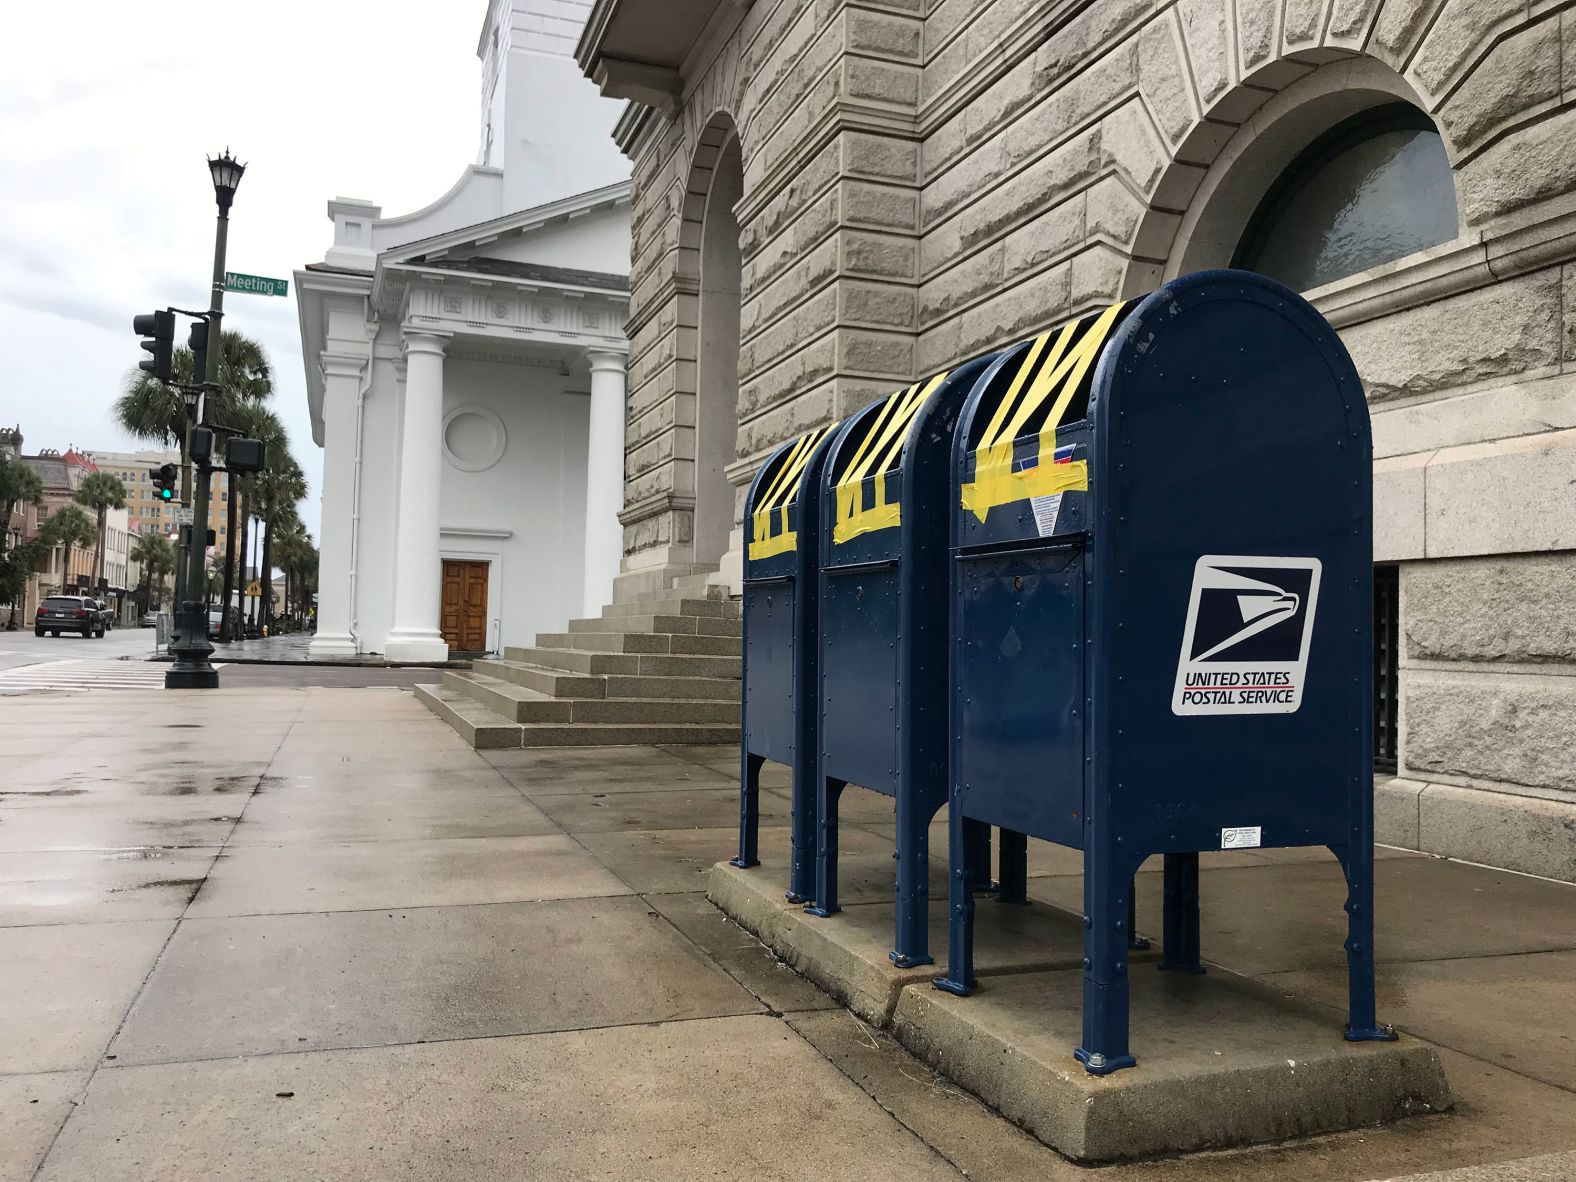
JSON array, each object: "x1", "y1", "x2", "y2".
[{"x1": 442, "y1": 406, "x2": 507, "y2": 473}]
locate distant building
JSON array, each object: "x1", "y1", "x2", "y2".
[
  {"x1": 87, "y1": 448, "x2": 230, "y2": 541},
  {"x1": 295, "y1": 0, "x2": 631, "y2": 661}
]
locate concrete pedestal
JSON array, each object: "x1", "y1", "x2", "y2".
[{"x1": 707, "y1": 861, "x2": 1451, "y2": 1162}]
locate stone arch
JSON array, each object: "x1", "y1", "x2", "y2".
[
  {"x1": 674, "y1": 112, "x2": 744, "y2": 572},
  {"x1": 1130, "y1": 55, "x2": 1463, "y2": 295}
]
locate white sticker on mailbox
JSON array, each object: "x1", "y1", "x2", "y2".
[
  {"x1": 1172, "y1": 555, "x2": 1321, "y2": 716},
  {"x1": 1221, "y1": 826, "x2": 1262, "y2": 850}
]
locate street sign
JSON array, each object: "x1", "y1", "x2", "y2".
[
  {"x1": 172, "y1": 506, "x2": 195, "y2": 525},
  {"x1": 224, "y1": 271, "x2": 289, "y2": 298}
]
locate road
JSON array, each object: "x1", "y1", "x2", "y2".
[
  {"x1": 0, "y1": 622, "x2": 160, "y2": 675},
  {"x1": 0, "y1": 624, "x2": 441, "y2": 693}
]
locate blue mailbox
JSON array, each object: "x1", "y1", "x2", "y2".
[
  {"x1": 734, "y1": 424, "x2": 839, "y2": 904},
  {"x1": 938, "y1": 270, "x2": 1391, "y2": 1075},
  {"x1": 809, "y1": 356, "x2": 1001, "y2": 967}
]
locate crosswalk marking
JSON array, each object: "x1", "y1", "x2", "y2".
[{"x1": 0, "y1": 659, "x2": 172, "y2": 693}]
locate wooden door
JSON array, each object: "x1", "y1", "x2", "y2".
[{"x1": 440, "y1": 560, "x2": 490, "y2": 652}]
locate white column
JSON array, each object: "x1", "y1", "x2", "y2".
[
  {"x1": 308, "y1": 351, "x2": 366, "y2": 658},
  {"x1": 582, "y1": 349, "x2": 628, "y2": 616},
  {"x1": 384, "y1": 331, "x2": 451, "y2": 664}
]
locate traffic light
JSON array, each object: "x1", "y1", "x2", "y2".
[
  {"x1": 149, "y1": 463, "x2": 178, "y2": 502},
  {"x1": 188, "y1": 318, "x2": 209, "y2": 386},
  {"x1": 133, "y1": 310, "x2": 175, "y2": 384}
]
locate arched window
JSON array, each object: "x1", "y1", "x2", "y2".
[{"x1": 1233, "y1": 103, "x2": 1457, "y2": 292}]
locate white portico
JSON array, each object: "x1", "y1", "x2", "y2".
[{"x1": 296, "y1": 0, "x2": 631, "y2": 662}]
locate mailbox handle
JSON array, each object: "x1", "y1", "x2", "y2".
[
  {"x1": 955, "y1": 535, "x2": 1085, "y2": 561},
  {"x1": 743, "y1": 575, "x2": 795, "y2": 588},
  {"x1": 823, "y1": 559, "x2": 899, "y2": 576}
]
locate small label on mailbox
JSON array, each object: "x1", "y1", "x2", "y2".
[
  {"x1": 1029, "y1": 492, "x2": 1062, "y2": 536},
  {"x1": 1221, "y1": 826, "x2": 1262, "y2": 849},
  {"x1": 1172, "y1": 555, "x2": 1321, "y2": 716}
]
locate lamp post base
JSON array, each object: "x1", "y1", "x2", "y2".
[{"x1": 165, "y1": 602, "x2": 219, "y2": 690}]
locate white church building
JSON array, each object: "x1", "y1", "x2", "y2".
[{"x1": 296, "y1": 0, "x2": 632, "y2": 662}]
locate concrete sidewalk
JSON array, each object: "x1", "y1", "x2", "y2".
[{"x1": 3, "y1": 688, "x2": 1574, "y2": 1180}]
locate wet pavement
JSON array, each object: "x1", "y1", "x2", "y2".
[{"x1": 2, "y1": 687, "x2": 1575, "y2": 1180}]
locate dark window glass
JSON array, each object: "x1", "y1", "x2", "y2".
[
  {"x1": 1373, "y1": 564, "x2": 1400, "y2": 773},
  {"x1": 1235, "y1": 104, "x2": 1457, "y2": 291}
]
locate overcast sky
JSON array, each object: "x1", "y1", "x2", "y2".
[{"x1": 1, "y1": 2, "x2": 492, "y2": 540}]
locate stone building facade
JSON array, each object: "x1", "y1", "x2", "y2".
[{"x1": 578, "y1": 0, "x2": 1576, "y2": 881}]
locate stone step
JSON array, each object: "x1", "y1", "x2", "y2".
[
  {"x1": 417, "y1": 682, "x2": 738, "y2": 748},
  {"x1": 568, "y1": 613, "x2": 742, "y2": 638},
  {"x1": 603, "y1": 673, "x2": 741, "y2": 701},
  {"x1": 471, "y1": 658, "x2": 605, "y2": 699},
  {"x1": 671, "y1": 571, "x2": 725, "y2": 593},
  {"x1": 443, "y1": 671, "x2": 570, "y2": 723},
  {"x1": 604, "y1": 597, "x2": 738, "y2": 620},
  {"x1": 505, "y1": 645, "x2": 640, "y2": 676},
  {"x1": 537, "y1": 630, "x2": 668, "y2": 654},
  {"x1": 536, "y1": 630, "x2": 738, "y2": 657},
  {"x1": 413, "y1": 683, "x2": 523, "y2": 749},
  {"x1": 516, "y1": 722, "x2": 740, "y2": 748},
  {"x1": 506, "y1": 645, "x2": 741, "y2": 680},
  {"x1": 639, "y1": 578, "x2": 729, "y2": 602},
  {"x1": 444, "y1": 671, "x2": 738, "y2": 725}
]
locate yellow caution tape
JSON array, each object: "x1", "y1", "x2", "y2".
[
  {"x1": 747, "y1": 425, "x2": 832, "y2": 561},
  {"x1": 960, "y1": 302, "x2": 1124, "y2": 522},
  {"x1": 831, "y1": 373, "x2": 949, "y2": 545}
]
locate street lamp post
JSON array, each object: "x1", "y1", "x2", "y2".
[{"x1": 165, "y1": 150, "x2": 244, "y2": 690}]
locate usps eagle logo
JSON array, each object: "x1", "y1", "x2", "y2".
[{"x1": 1172, "y1": 556, "x2": 1321, "y2": 715}]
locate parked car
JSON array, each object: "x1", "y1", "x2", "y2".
[{"x1": 35, "y1": 595, "x2": 105, "y2": 638}]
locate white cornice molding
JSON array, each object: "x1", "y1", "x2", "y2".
[
  {"x1": 440, "y1": 525, "x2": 514, "y2": 540},
  {"x1": 381, "y1": 180, "x2": 634, "y2": 265}
]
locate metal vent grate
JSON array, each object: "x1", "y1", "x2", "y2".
[{"x1": 1373, "y1": 564, "x2": 1400, "y2": 773}]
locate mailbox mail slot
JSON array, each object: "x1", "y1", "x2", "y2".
[
  {"x1": 734, "y1": 425, "x2": 839, "y2": 904},
  {"x1": 939, "y1": 270, "x2": 1391, "y2": 1074},
  {"x1": 810, "y1": 355, "x2": 997, "y2": 967}
]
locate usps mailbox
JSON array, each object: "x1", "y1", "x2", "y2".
[
  {"x1": 939, "y1": 270, "x2": 1391, "y2": 1074},
  {"x1": 810, "y1": 356, "x2": 1000, "y2": 967},
  {"x1": 734, "y1": 424, "x2": 839, "y2": 904}
]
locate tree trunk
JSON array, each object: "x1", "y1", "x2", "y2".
[
  {"x1": 220, "y1": 471, "x2": 238, "y2": 641},
  {"x1": 260, "y1": 517, "x2": 275, "y2": 633},
  {"x1": 94, "y1": 507, "x2": 106, "y2": 591},
  {"x1": 235, "y1": 492, "x2": 251, "y2": 635}
]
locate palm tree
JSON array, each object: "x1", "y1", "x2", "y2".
[
  {"x1": 1, "y1": 456, "x2": 44, "y2": 543},
  {"x1": 115, "y1": 330, "x2": 273, "y2": 449},
  {"x1": 72, "y1": 471, "x2": 127, "y2": 592},
  {"x1": 118, "y1": 329, "x2": 273, "y2": 628},
  {"x1": 270, "y1": 516, "x2": 316, "y2": 627},
  {"x1": 130, "y1": 533, "x2": 175, "y2": 613},
  {"x1": 253, "y1": 446, "x2": 306, "y2": 633},
  {"x1": 0, "y1": 457, "x2": 45, "y2": 627},
  {"x1": 40, "y1": 504, "x2": 96, "y2": 594},
  {"x1": 210, "y1": 400, "x2": 279, "y2": 639},
  {"x1": 0, "y1": 539, "x2": 44, "y2": 630}
]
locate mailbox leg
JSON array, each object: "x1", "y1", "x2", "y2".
[
  {"x1": 997, "y1": 829, "x2": 1028, "y2": 905},
  {"x1": 1158, "y1": 853, "x2": 1204, "y2": 972},
  {"x1": 786, "y1": 756, "x2": 816, "y2": 904},
  {"x1": 935, "y1": 802, "x2": 976, "y2": 996},
  {"x1": 1336, "y1": 844, "x2": 1396, "y2": 1043},
  {"x1": 1076, "y1": 852, "x2": 1138, "y2": 1075},
  {"x1": 891, "y1": 792, "x2": 935, "y2": 968},
  {"x1": 730, "y1": 751, "x2": 766, "y2": 870},
  {"x1": 963, "y1": 818, "x2": 994, "y2": 894},
  {"x1": 805, "y1": 777, "x2": 846, "y2": 918},
  {"x1": 1128, "y1": 878, "x2": 1150, "y2": 951}
]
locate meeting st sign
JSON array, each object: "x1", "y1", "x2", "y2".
[{"x1": 224, "y1": 271, "x2": 288, "y2": 298}]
